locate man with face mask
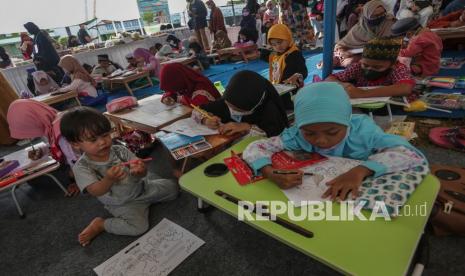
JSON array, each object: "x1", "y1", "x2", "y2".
[
  {"x1": 326, "y1": 37, "x2": 415, "y2": 99},
  {"x1": 393, "y1": 17, "x2": 443, "y2": 77}
]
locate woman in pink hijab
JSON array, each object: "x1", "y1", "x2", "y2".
[
  {"x1": 133, "y1": 48, "x2": 161, "y2": 78},
  {"x1": 7, "y1": 99, "x2": 80, "y2": 195}
]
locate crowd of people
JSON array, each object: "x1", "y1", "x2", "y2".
[{"x1": 1, "y1": 0, "x2": 464, "y2": 247}]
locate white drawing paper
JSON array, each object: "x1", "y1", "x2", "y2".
[
  {"x1": 94, "y1": 218, "x2": 205, "y2": 276},
  {"x1": 282, "y1": 157, "x2": 362, "y2": 207},
  {"x1": 162, "y1": 117, "x2": 219, "y2": 137}
]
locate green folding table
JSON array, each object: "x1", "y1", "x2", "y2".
[{"x1": 179, "y1": 137, "x2": 440, "y2": 276}]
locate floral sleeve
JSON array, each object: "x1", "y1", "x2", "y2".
[
  {"x1": 362, "y1": 146, "x2": 427, "y2": 177},
  {"x1": 243, "y1": 136, "x2": 285, "y2": 174}
]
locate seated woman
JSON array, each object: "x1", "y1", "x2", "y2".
[
  {"x1": 133, "y1": 48, "x2": 161, "y2": 79},
  {"x1": 212, "y1": 30, "x2": 232, "y2": 51},
  {"x1": 188, "y1": 41, "x2": 210, "y2": 70},
  {"x1": 326, "y1": 37, "x2": 415, "y2": 98},
  {"x1": 57, "y1": 55, "x2": 98, "y2": 97},
  {"x1": 159, "y1": 63, "x2": 220, "y2": 106},
  {"x1": 261, "y1": 23, "x2": 307, "y2": 109},
  {"x1": 235, "y1": 27, "x2": 258, "y2": 47},
  {"x1": 166, "y1": 34, "x2": 181, "y2": 51},
  {"x1": 333, "y1": 0, "x2": 396, "y2": 67},
  {"x1": 392, "y1": 17, "x2": 443, "y2": 77},
  {"x1": 7, "y1": 99, "x2": 80, "y2": 196},
  {"x1": 396, "y1": 0, "x2": 434, "y2": 27},
  {"x1": 192, "y1": 70, "x2": 289, "y2": 137},
  {"x1": 155, "y1": 45, "x2": 174, "y2": 62},
  {"x1": 428, "y1": 9, "x2": 465, "y2": 28},
  {"x1": 32, "y1": 71, "x2": 60, "y2": 95},
  {"x1": 242, "y1": 82, "x2": 426, "y2": 200}
]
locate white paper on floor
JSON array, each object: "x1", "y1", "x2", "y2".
[
  {"x1": 282, "y1": 156, "x2": 362, "y2": 207},
  {"x1": 94, "y1": 218, "x2": 205, "y2": 276}
]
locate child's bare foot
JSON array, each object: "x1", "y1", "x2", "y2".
[{"x1": 79, "y1": 217, "x2": 105, "y2": 247}]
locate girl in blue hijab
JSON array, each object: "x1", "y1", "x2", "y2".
[{"x1": 243, "y1": 82, "x2": 427, "y2": 201}]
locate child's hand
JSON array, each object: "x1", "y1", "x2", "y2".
[
  {"x1": 129, "y1": 160, "x2": 147, "y2": 177},
  {"x1": 203, "y1": 115, "x2": 221, "y2": 129},
  {"x1": 343, "y1": 84, "x2": 365, "y2": 98},
  {"x1": 219, "y1": 122, "x2": 251, "y2": 136},
  {"x1": 162, "y1": 97, "x2": 176, "y2": 105},
  {"x1": 105, "y1": 165, "x2": 127, "y2": 182},
  {"x1": 322, "y1": 166, "x2": 372, "y2": 201},
  {"x1": 284, "y1": 73, "x2": 303, "y2": 87},
  {"x1": 262, "y1": 166, "x2": 303, "y2": 189}
]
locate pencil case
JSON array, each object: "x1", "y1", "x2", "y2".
[
  {"x1": 106, "y1": 96, "x2": 138, "y2": 113},
  {"x1": 0, "y1": 160, "x2": 20, "y2": 179}
]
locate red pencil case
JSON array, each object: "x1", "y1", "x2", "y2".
[{"x1": 106, "y1": 96, "x2": 138, "y2": 113}]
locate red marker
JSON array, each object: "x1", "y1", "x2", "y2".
[{"x1": 120, "y1": 158, "x2": 153, "y2": 167}]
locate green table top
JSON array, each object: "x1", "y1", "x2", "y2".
[{"x1": 179, "y1": 137, "x2": 440, "y2": 276}]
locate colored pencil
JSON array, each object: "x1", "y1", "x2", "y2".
[
  {"x1": 273, "y1": 170, "x2": 314, "y2": 176},
  {"x1": 190, "y1": 104, "x2": 214, "y2": 120}
]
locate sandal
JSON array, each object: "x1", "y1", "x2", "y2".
[{"x1": 429, "y1": 127, "x2": 465, "y2": 152}]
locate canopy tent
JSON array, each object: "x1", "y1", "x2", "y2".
[
  {"x1": 167, "y1": 0, "x2": 230, "y2": 14},
  {"x1": 0, "y1": 0, "x2": 139, "y2": 34}
]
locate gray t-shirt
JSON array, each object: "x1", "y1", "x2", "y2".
[{"x1": 73, "y1": 145, "x2": 143, "y2": 206}]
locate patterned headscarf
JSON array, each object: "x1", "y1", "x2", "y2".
[{"x1": 362, "y1": 37, "x2": 402, "y2": 62}]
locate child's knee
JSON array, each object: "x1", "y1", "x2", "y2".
[{"x1": 126, "y1": 219, "x2": 149, "y2": 236}]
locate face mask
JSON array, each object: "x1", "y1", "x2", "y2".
[
  {"x1": 403, "y1": 36, "x2": 410, "y2": 43},
  {"x1": 367, "y1": 14, "x2": 386, "y2": 26},
  {"x1": 362, "y1": 68, "x2": 391, "y2": 81},
  {"x1": 227, "y1": 91, "x2": 265, "y2": 122}
]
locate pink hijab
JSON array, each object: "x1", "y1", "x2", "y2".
[
  {"x1": 133, "y1": 48, "x2": 161, "y2": 78},
  {"x1": 7, "y1": 99, "x2": 61, "y2": 149}
]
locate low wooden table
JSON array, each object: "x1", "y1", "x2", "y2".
[
  {"x1": 103, "y1": 94, "x2": 192, "y2": 135},
  {"x1": 33, "y1": 91, "x2": 81, "y2": 106},
  {"x1": 217, "y1": 45, "x2": 259, "y2": 63},
  {"x1": 431, "y1": 27, "x2": 465, "y2": 40},
  {"x1": 161, "y1": 56, "x2": 204, "y2": 70},
  {"x1": 103, "y1": 94, "x2": 237, "y2": 172},
  {"x1": 104, "y1": 71, "x2": 153, "y2": 96}
]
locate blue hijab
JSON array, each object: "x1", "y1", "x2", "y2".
[{"x1": 280, "y1": 82, "x2": 424, "y2": 176}]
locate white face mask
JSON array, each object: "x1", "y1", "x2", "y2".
[{"x1": 227, "y1": 91, "x2": 266, "y2": 122}]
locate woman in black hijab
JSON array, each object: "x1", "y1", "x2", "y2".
[
  {"x1": 0, "y1": 47, "x2": 12, "y2": 69},
  {"x1": 191, "y1": 70, "x2": 289, "y2": 137},
  {"x1": 24, "y1": 22, "x2": 63, "y2": 80}
]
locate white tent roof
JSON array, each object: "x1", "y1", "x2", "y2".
[
  {"x1": 0, "y1": 0, "x2": 140, "y2": 34},
  {"x1": 167, "y1": 0, "x2": 231, "y2": 14}
]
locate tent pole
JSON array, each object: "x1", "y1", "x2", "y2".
[
  {"x1": 138, "y1": 18, "x2": 145, "y2": 35},
  {"x1": 121, "y1": 21, "x2": 126, "y2": 32},
  {"x1": 112, "y1": 21, "x2": 118, "y2": 35},
  {"x1": 322, "y1": 0, "x2": 337, "y2": 79}
]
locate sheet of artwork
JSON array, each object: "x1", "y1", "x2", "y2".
[
  {"x1": 94, "y1": 218, "x2": 205, "y2": 276},
  {"x1": 282, "y1": 157, "x2": 362, "y2": 207}
]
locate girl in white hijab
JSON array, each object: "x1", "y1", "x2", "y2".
[{"x1": 32, "y1": 71, "x2": 60, "y2": 95}]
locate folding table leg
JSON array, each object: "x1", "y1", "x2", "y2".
[
  {"x1": 45, "y1": 173, "x2": 69, "y2": 196},
  {"x1": 197, "y1": 198, "x2": 212, "y2": 213},
  {"x1": 11, "y1": 185, "x2": 25, "y2": 218},
  {"x1": 387, "y1": 103, "x2": 393, "y2": 122}
]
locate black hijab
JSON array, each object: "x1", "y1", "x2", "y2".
[
  {"x1": 24, "y1": 22, "x2": 60, "y2": 68},
  {"x1": 24, "y1": 22, "x2": 40, "y2": 35},
  {"x1": 166, "y1": 34, "x2": 181, "y2": 49},
  {"x1": 201, "y1": 70, "x2": 289, "y2": 137}
]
